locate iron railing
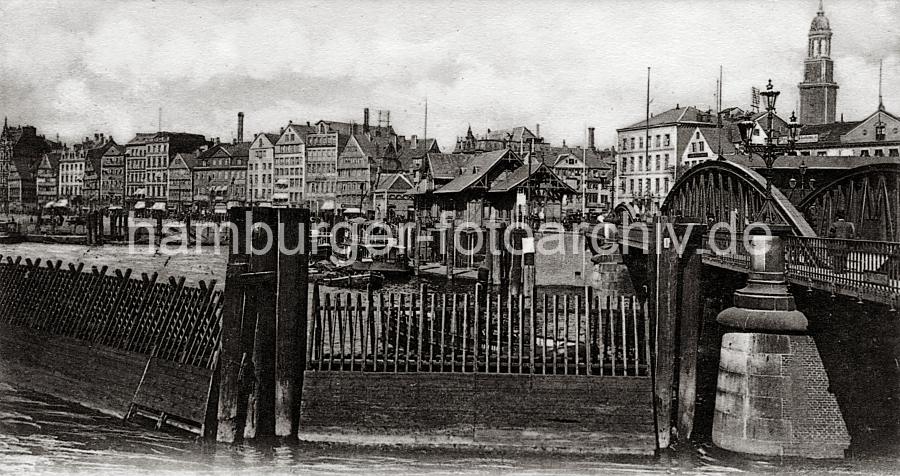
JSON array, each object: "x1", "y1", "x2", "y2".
[{"x1": 307, "y1": 284, "x2": 650, "y2": 376}]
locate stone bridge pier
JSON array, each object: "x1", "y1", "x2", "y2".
[{"x1": 712, "y1": 228, "x2": 850, "y2": 458}]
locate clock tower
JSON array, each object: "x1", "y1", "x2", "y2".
[{"x1": 798, "y1": 1, "x2": 838, "y2": 125}]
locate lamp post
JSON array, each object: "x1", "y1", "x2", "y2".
[{"x1": 736, "y1": 79, "x2": 802, "y2": 225}]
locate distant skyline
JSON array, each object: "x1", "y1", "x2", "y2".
[{"x1": 1, "y1": 0, "x2": 898, "y2": 149}]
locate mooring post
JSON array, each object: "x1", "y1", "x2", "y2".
[
  {"x1": 215, "y1": 208, "x2": 249, "y2": 443},
  {"x1": 245, "y1": 207, "x2": 279, "y2": 439},
  {"x1": 674, "y1": 223, "x2": 704, "y2": 442},
  {"x1": 273, "y1": 208, "x2": 310, "y2": 437},
  {"x1": 650, "y1": 219, "x2": 679, "y2": 451}
]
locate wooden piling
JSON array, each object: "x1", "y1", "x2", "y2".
[
  {"x1": 676, "y1": 225, "x2": 704, "y2": 442},
  {"x1": 650, "y1": 221, "x2": 680, "y2": 450}
]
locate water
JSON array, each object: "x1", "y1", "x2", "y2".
[{"x1": 0, "y1": 242, "x2": 897, "y2": 473}]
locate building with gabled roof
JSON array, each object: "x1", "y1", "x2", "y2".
[
  {"x1": 336, "y1": 131, "x2": 397, "y2": 212},
  {"x1": 454, "y1": 125, "x2": 543, "y2": 155},
  {"x1": 373, "y1": 172, "x2": 414, "y2": 220},
  {"x1": 100, "y1": 143, "x2": 126, "y2": 208},
  {"x1": 273, "y1": 122, "x2": 316, "y2": 208},
  {"x1": 193, "y1": 141, "x2": 249, "y2": 213},
  {"x1": 144, "y1": 131, "x2": 208, "y2": 205},
  {"x1": 248, "y1": 132, "x2": 281, "y2": 206},
  {"x1": 167, "y1": 151, "x2": 198, "y2": 213}
]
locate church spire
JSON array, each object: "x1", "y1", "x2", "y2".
[{"x1": 878, "y1": 59, "x2": 885, "y2": 111}]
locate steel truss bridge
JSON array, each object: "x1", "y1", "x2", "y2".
[{"x1": 617, "y1": 159, "x2": 900, "y2": 308}]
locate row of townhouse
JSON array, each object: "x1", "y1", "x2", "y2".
[{"x1": 2, "y1": 112, "x2": 616, "y2": 219}]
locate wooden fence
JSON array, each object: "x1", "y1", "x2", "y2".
[
  {"x1": 307, "y1": 283, "x2": 650, "y2": 376},
  {"x1": 0, "y1": 255, "x2": 224, "y2": 368}
]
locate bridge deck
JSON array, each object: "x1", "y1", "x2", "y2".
[{"x1": 618, "y1": 226, "x2": 899, "y2": 307}]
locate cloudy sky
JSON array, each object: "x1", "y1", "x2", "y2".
[{"x1": 1, "y1": 0, "x2": 898, "y2": 149}]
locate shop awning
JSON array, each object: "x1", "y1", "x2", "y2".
[
  {"x1": 151, "y1": 202, "x2": 167, "y2": 211},
  {"x1": 343, "y1": 207, "x2": 361, "y2": 214},
  {"x1": 133, "y1": 188, "x2": 146, "y2": 197},
  {"x1": 275, "y1": 178, "x2": 290, "y2": 186},
  {"x1": 43, "y1": 200, "x2": 57, "y2": 209},
  {"x1": 214, "y1": 208, "x2": 227, "y2": 214},
  {"x1": 272, "y1": 192, "x2": 289, "y2": 201},
  {"x1": 134, "y1": 201, "x2": 146, "y2": 210},
  {"x1": 108, "y1": 206, "x2": 123, "y2": 210},
  {"x1": 56, "y1": 199, "x2": 69, "y2": 207},
  {"x1": 321, "y1": 199, "x2": 335, "y2": 211},
  {"x1": 226, "y1": 200, "x2": 241, "y2": 209}
]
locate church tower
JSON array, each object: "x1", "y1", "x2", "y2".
[{"x1": 799, "y1": 1, "x2": 838, "y2": 125}]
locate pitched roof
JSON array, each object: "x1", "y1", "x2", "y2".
[
  {"x1": 42, "y1": 152, "x2": 62, "y2": 171},
  {"x1": 434, "y1": 149, "x2": 515, "y2": 194},
  {"x1": 489, "y1": 162, "x2": 576, "y2": 194},
  {"x1": 482, "y1": 126, "x2": 535, "y2": 143},
  {"x1": 798, "y1": 121, "x2": 862, "y2": 144},
  {"x1": 696, "y1": 126, "x2": 737, "y2": 155},
  {"x1": 375, "y1": 173, "x2": 413, "y2": 192},
  {"x1": 103, "y1": 143, "x2": 126, "y2": 156},
  {"x1": 619, "y1": 106, "x2": 715, "y2": 131},
  {"x1": 316, "y1": 120, "x2": 395, "y2": 138},
  {"x1": 426, "y1": 153, "x2": 471, "y2": 180},
  {"x1": 221, "y1": 142, "x2": 250, "y2": 158},
  {"x1": 126, "y1": 133, "x2": 157, "y2": 146}
]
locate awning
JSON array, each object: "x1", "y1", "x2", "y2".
[
  {"x1": 272, "y1": 192, "x2": 289, "y2": 200},
  {"x1": 214, "y1": 204, "x2": 227, "y2": 211},
  {"x1": 151, "y1": 202, "x2": 167, "y2": 211},
  {"x1": 43, "y1": 200, "x2": 57, "y2": 209},
  {"x1": 134, "y1": 201, "x2": 146, "y2": 210},
  {"x1": 193, "y1": 194, "x2": 208, "y2": 201},
  {"x1": 343, "y1": 207, "x2": 361, "y2": 214},
  {"x1": 133, "y1": 188, "x2": 146, "y2": 197},
  {"x1": 226, "y1": 200, "x2": 241, "y2": 209},
  {"x1": 275, "y1": 178, "x2": 290, "y2": 186},
  {"x1": 108, "y1": 206, "x2": 123, "y2": 210},
  {"x1": 321, "y1": 199, "x2": 335, "y2": 211},
  {"x1": 56, "y1": 199, "x2": 69, "y2": 207},
  {"x1": 214, "y1": 208, "x2": 227, "y2": 214}
]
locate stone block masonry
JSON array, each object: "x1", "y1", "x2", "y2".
[{"x1": 712, "y1": 332, "x2": 850, "y2": 458}]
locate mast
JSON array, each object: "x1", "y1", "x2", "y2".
[
  {"x1": 717, "y1": 65, "x2": 723, "y2": 156},
  {"x1": 644, "y1": 66, "x2": 651, "y2": 215}
]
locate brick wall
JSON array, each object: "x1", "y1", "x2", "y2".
[{"x1": 299, "y1": 371, "x2": 655, "y2": 454}]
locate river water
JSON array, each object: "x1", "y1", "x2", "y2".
[{"x1": 0, "y1": 242, "x2": 896, "y2": 474}]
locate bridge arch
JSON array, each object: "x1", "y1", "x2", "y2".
[
  {"x1": 660, "y1": 160, "x2": 815, "y2": 236},
  {"x1": 797, "y1": 162, "x2": 900, "y2": 242}
]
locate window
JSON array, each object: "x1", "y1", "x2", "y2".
[
  {"x1": 691, "y1": 143, "x2": 696, "y2": 153},
  {"x1": 664, "y1": 177, "x2": 670, "y2": 192},
  {"x1": 664, "y1": 154, "x2": 669, "y2": 169},
  {"x1": 639, "y1": 137, "x2": 644, "y2": 149},
  {"x1": 860, "y1": 150, "x2": 870, "y2": 157},
  {"x1": 699, "y1": 142, "x2": 704, "y2": 152},
  {"x1": 890, "y1": 149, "x2": 899, "y2": 157},
  {"x1": 800, "y1": 151, "x2": 811, "y2": 156},
  {"x1": 655, "y1": 178, "x2": 660, "y2": 193},
  {"x1": 695, "y1": 131, "x2": 701, "y2": 139},
  {"x1": 655, "y1": 135, "x2": 660, "y2": 147},
  {"x1": 817, "y1": 151, "x2": 827, "y2": 156},
  {"x1": 874, "y1": 149, "x2": 884, "y2": 157},
  {"x1": 664, "y1": 134, "x2": 670, "y2": 146},
  {"x1": 622, "y1": 138, "x2": 628, "y2": 150},
  {"x1": 630, "y1": 138, "x2": 635, "y2": 149},
  {"x1": 655, "y1": 155, "x2": 661, "y2": 170}
]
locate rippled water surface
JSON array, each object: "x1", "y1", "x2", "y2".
[
  {"x1": 1, "y1": 382, "x2": 897, "y2": 475},
  {"x1": 0, "y1": 244, "x2": 897, "y2": 474}
]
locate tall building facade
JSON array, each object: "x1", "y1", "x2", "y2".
[{"x1": 799, "y1": 1, "x2": 838, "y2": 126}]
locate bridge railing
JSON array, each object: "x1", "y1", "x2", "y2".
[
  {"x1": 784, "y1": 236, "x2": 900, "y2": 302},
  {"x1": 700, "y1": 231, "x2": 751, "y2": 272}
]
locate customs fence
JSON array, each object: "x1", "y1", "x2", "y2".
[
  {"x1": 0, "y1": 255, "x2": 224, "y2": 368},
  {"x1": 307, "y1": 283, "x2": 650, "y2": 376}
]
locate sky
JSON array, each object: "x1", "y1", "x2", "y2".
[{"x1": 1, "y1": 0, "x2": 898, "y2": 150}]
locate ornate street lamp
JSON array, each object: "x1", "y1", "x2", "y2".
[{"x1": 736, "y1": 79, "x2": 802, "y2": 224}]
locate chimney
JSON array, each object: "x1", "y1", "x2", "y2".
[
  {"x1": 280, "y1": 127, "x2": 285, "y2": 135},
  {"x1": 588, "y1": 127, "x2": 595, "y2": 150},
  {"x1": 94, "y1": 133, "x2": 99, "y2": 142},
  {"x1": 364, "y1": 108, "x2": 370, "y2": 133},
  {"x1": 100, "y1": 133, "x2": 104, "y2": 143},
  {"x1": 411, "y1": 134, "x2": 418, "y2": 149},
  {"x1": 237, "y1": 112, "x2": 244, "y2": 142},
  {"x1": 535, "y1": 124, "x2": 540, "y2": 140}
]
